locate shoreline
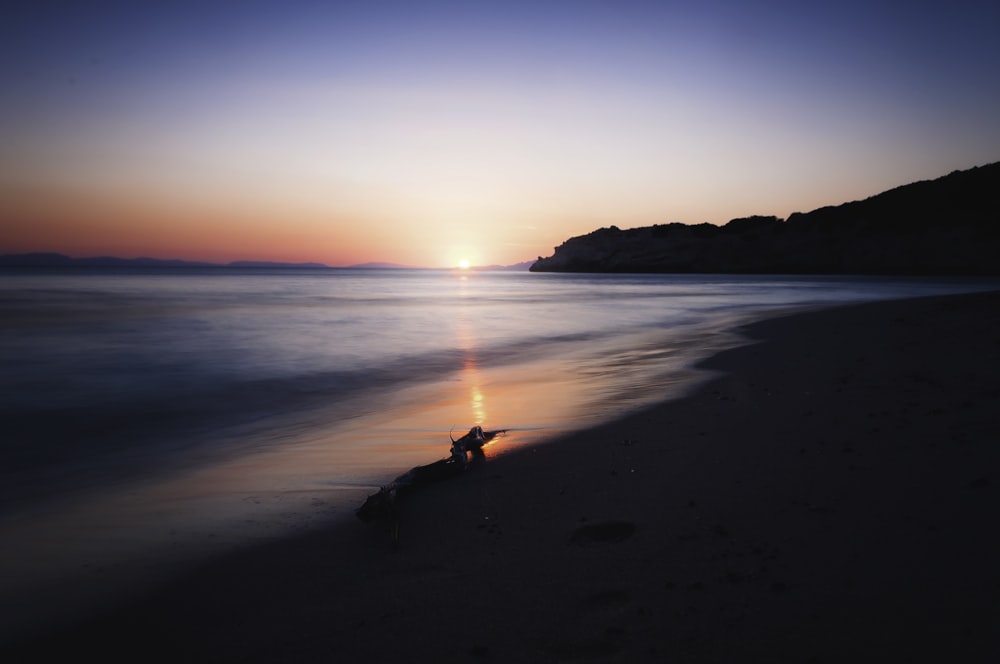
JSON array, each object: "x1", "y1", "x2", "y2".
[
  {"x1": 0, "y1": 304, "x2": 754, "y2": 642},
  {"x1": 4, "y1": 290, "x2": 999, "y2": 662}
]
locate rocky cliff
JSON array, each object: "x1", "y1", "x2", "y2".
[{"x1": 530, "y1": 162, "x2": 1000, "y2": 274}]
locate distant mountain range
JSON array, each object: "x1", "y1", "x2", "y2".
[
  {"x1": 531, "y1": 162, "x2": 1000, "y2": 275},
  {"x1": 0, "y1": 254, "x2": 331, "y2": 269},
  {"x1": 0, "y1": 253, "x2": 534, "y2": 271},
  {"x1": 345, "y1": 261, "x2": 414, "y2": 269}
]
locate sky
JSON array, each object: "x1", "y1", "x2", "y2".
[{"x1": 2, "y1": 1, "x2": 999, "y2": 268}]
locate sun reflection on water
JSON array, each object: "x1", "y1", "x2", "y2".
[{"x1": 456, "y1": 277, "x2": 487, "y2": 426}]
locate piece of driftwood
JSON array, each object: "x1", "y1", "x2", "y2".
[{"x1": 356, "y1": 426, "x2": 506, "y2": 543}]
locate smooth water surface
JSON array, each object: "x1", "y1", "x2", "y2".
[{"x1": 1, "y1": 268, "x2": 997, "y2": 636}]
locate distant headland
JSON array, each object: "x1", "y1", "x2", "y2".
[{"x1": 531, "y1": 162, "x2": 1000, "y2": 275}]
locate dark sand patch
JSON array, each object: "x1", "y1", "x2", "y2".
[{"x1": 570, "y1": 521, "x2": 637, "y2": 545}]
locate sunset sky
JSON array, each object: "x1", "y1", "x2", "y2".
[{"x1": 2, "y1": 1, "x2": 999, "y2": 267}]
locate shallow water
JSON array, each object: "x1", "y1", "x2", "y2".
[{"x1": 1, "y1": 268, "x2": 997, "y2": 636}]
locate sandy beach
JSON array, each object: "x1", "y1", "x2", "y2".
[{"x1": 4, "y1": 290, "x2": 999, "y2": 663}]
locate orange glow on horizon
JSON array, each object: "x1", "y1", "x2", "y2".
[
  {"x1": 2, "y1": 2, "x2": 996, "y2": 272},
  {"x1": 0, "y1": 183, "x2": 437, "y2": 266}
]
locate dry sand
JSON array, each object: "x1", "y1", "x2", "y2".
[{"x1": 4, "y1": 290, "x2": 999, "y2": 663}]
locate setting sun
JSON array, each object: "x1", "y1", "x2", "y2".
[
  {"x1": 457, "y1": 258, "x2": 471, "y2": 270},
  {"x1": 1, "y1": 2, "x2": 995, "y2": 271}
]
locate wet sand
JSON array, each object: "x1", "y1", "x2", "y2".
[{"x1": 4, "y1": 290, "x2": 999, "y2": 662}]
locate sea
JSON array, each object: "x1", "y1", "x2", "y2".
[{"x1": 1, "y1": 267, "x2": 997, "y2": 636}]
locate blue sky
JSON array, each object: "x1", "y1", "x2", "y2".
[{"x1": 2, "y1": 1, "x2": 998, "y2": 266}]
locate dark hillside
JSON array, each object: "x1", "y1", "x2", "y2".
[{"x1": 531, "y1": 162, "x2": 1000, "y2": 274}]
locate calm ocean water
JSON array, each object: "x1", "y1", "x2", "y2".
[
  {"x1": 3, "y1": 268, "x2": 998, "y2": 506},
  {"x1": 1, "y1": 268, "x2": 997, "y2": 634}
]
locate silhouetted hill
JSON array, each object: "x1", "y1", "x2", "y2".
[{"x1": 531, "y1": 162, "x2": 1000, "y2": 274}]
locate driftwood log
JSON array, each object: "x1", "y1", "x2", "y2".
[{"x1": 356, "y1": 426, "x2": 506, "y2": 542}]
